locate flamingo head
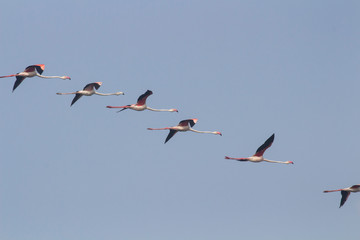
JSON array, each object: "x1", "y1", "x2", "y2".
[
  {"x1": 214, "y1": 131, "x2": 222, "y2": 136},
  {"x1": 115, "y1": 92, "x2": 125, "y2": 95},
  {"x1": 286, "y1": 161, "x2": 294, "y2": 164},
  {"x1": 170, "y1": 109, "x2": 178, "y2": 112},
  {"x1": 61, "y1": 76, "x2": 71, "y2": 80}
]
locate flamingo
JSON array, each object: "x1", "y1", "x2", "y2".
[
  {"x1": 56, "y1": 82, "x2": 124, "y2": 106},
  {"x1": 225, "y1": 134, "x2": 294, "y2": 164},
  {"x1": 323, "y1": 185, "x2": 360, "y2": 208},
  {"x1": 0, "y1": 64, "x2": 71, "y2": 91},
  {"x1": 106, "y1": 90, "x2": 178, "y2": 113},
  {"x1": 147, "y1": 118, "x2": 222, "y2": 143}
]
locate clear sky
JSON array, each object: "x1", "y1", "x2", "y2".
[{"x1": 1, "y1": 1, "x2": 359, "y2": 239}]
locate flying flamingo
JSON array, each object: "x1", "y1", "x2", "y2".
[
  {"x1": 147, "y1": 118, "x2": 222, "y2": 143},
  {"x1": 323, "y1": 185, "x2": 360, "y2": 208},
  {"x1": 56, "y1": 82, "x2": 124, "y2": 106},
  {"x1": 225, "y1": 134, "x2": 294, "y2": 164},
  {"x1": 106, "y1": 90, "x2": 178, "y2": 113},
  {"x1": 0, "y1": 64, "x2": 71, "y2": 91}
]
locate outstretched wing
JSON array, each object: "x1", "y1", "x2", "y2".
[
  {"x1": 137, "y1": 90, "x2": 153, "y2": 105},
  {"x1": 13, "y1": 76, "x2": 26, "y2": 91},
  {"x1": 83, "y1": 82, "x2": 101, "y2": 91},
  {"x1": 178, "y1": 119, "x2": 197, "y2": 127},
  {"x1": 253, "y1": 134, "x2": 275, "y2": 157},
  {"x1": 25, "y1": 64, "x2": 44, "y2": 75},
  {"x1": 340, "y1": 191, "x2": 350, "y2": 208},
  {"x1": 165, "y1": 129, "x2": 177, "y2": 143},
  {"x1": 71, "y1": 94, "x2": 82, "y2": 106}
]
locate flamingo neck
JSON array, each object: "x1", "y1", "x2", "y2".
[
  {"x1": 263, "y1": 159, "x2": 290, "y2": 164},
  {"x1": 146, "y1": 107, "x2": 177, "y2": 112},
  {"x1": 36, "y1": 74, "x2": 67, "y2": 79},
  {"x1": 189, "y1": 128, "x2": 219, "y2": 135},
  {"x1": 94, "y1": 91, "x2": 124, "y2": 96}
]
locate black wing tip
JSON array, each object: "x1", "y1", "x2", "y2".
[
  {"x1": 189, "y1": 119, "x2": 196, "y2": 127},
  {"x1": 269, "y1": 133, "x2": 275, "y2": 140},
  {"x1": 35, "y1": 65, "x2": 44, "y2": 75},
  {"x1": 164, "y1": 129, "x2": 177, "y2": 143},
  {"x1": 94, "y1": 83, "x2": 101, "y2": 89},
  {"x1": 13, "y1": 84, "x2": 20, "y2": 92},
  {"x1": 71, "y1": 94, "x2": 82, "y2": 106}
]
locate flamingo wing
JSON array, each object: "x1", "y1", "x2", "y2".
[
  {"x1": 179, "y1": 119, "x2": 197, "y2": 127},
  {"x1": 25, "y1": 64, "x2": 44, "y2": 75},
  {"x1": 83, "y1": 83, "x2": 100, "y2": 91},
  {"x1": 165, "y1": 129, "x2": 177, "y2": 143},
  {"x1": 350, "y1": 185, "x2": 360, "y2": 189},
  {"x1": 137, "y1": 90, "x2": 153, "y2": 105},
  {"x1": 340, "y1": 191, "x2": 351, "y2": 208},
  {"x1": 71, "y1": 94, "x2": 82, "y2": 106},
  {"x1": 253, "y1": 133, "x2": 275, "y2": 157},
  {"x1": 13, "y1": 76, "x2": 26, "y2": 91}
]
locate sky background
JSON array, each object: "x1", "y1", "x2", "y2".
[{"x1": 1, "y1": 1, "x2": 360, "y2": 239}]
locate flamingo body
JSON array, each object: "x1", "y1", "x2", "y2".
[
  {"x1": 0, "y1": 64, "x2": 70, "y2": 91},
  {"x1": 225, "y1": 134, "x2": 294, "y2": 165},
  {"x1": 323, "y1": 185, "x2": 360, "y2": 208},
  {"x1": 106, "y1": 90, "x2": 178, "y2": 112},
  {"x1": 147, "y1": 118, "x2": 221, "y2": 143},
  {"x1": 57, "y1": 82, "x2": 124, "y2": 106}
]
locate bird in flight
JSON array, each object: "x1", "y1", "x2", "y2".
[
  {"x1": 323, "y1": 185, "x2": 360, "y2": 208},
  {"x1": 225, "y1": 134, "x2": 294, "y2": 164},
  {"x1": 147, "y1": 118, "x2": 222, "y2": 143},
  {"x1": 106, "y1": 90, "x2": 178, "y2": 113},
  {"x1": 57, "y1": 82, "x2": 124, "y2": 106},
  {"x1": 0, "y1": 64, "x2": 71, "y2": 91}
]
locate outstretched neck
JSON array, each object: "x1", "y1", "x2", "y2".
[
  {"x1": 189, "y1": 128, "x2": 221, "y2": 135},
  {"x1": 95, "y1": 91, "x2": 124, "y2": 96},
  {"x1": 146, "y1": 107, "x2": 178, "y2": 112},
  {"x1": 36, "y1": 73, "x2": 69, "y2": 79},
  {"x1": 263, "y1": 159, "x2": 292, "y2": 164}
]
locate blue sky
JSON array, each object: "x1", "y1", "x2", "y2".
[{"x1": 1, "y1": 1, "x2": 359, "y2": 239}]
